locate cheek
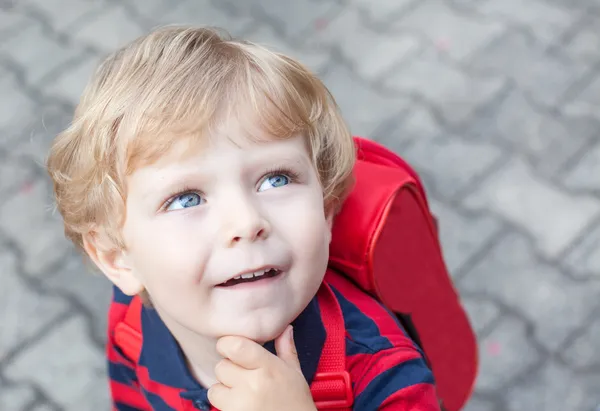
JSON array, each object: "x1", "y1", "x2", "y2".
[
  {"x1": 125, "y1": 215, "x2": 212, "y2": 287},
  {"x1": 271, "y1": 195, "x2": 330, "y2": 257},
  {"x1": 293, "y1": 215, "x2": 330, "y2": 249}
]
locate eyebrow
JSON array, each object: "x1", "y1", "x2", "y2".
[{"x1": 137, "y1": 170, "x2": 202, "y2": 202}]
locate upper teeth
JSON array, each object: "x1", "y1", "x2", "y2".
[{"x1": 233, "y1": 268, "x2": 272, "y2": 280}]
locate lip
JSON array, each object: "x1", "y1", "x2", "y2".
[{"x1": 215, "y1": 264, "x2": 286, "y2": 286}]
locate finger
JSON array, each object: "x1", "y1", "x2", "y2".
[
  {"x1": 275, "y1": 325, "x2": 302, "y2": 373},
  {"x1": 207, "y1": 383, "x2": 231, "y2": 410},
  {"x1": 217, "y1": 335, "x2": 272, "y2": 370},
  {"x1": 214, "y1": 358, "x2": 247, "y2": 388}
]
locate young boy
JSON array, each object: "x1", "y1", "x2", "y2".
[{"x1": 46, "y1": 26, "x2": 440, "y2": 410}]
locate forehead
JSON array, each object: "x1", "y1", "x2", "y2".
[{"x1": 131, "y1": 130, "x2": 311, "y2": 176}]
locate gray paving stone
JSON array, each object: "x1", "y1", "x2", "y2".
[
  {"x1": 244, "y1": 24, "x2": 331, "y2": 75},
  {"x1": 0, "y1": 250, "x2": 69, "y2": 362},
  {"x1": 428, "y1": 199, "x2": 505, "y2": 275},
  {"x1": 541, "y1": 0, "x2": 600, "y2": 8},
  {"x1": 391, "y1": 0, "x2": 505, "y2": 61},
  {"x1": 29, "y1": 405, "x2": 56, "y2": 411},
  {"x1": 306, "y1": 8, "x2": 423, "y2": 80},
  {"x1": 71, "y1": 4, "x2": 146, "y2": 52},
  {"x1": 375, "y1": 104, "x2": 442, "y2": 153},
  {"x1": 0, "y1": 69, "x2": 37, "y2": 145},
  {"x1": 0, "y1": 22, "x2": 84, "y2": 85},
  {"x1": 124, "y1": 0, "x2": 179, "y2": 21},
  {"x1": 0, "y1": 178, "x2": 73, "y2": 276},
  {"x1": 562, "y1": 314, "x2": 600, "y2": 370},
  {"x1": 564, "y1": 222, "x2": 600, "y2": 278},
  {"x1": 468, "y1": 87, "x2": 598, "y2": 177},
  {"x1": 401, "y1": 132, "x2": 506, "y2": 200},
  {"x1": 505, "y1": 362, "x2": 600, "y2": 411},
  {"x1": 461, "y1": 396, "x2": 496, "y2": 411},
  {"x1": 320, "y1": 64, "x2": 410, "y2": 138},
  {"x1": 562, "y1": 15, "x2": 600, "y2": 64},
  {"x1": 11, "y1": 104, "x2": 73, "y2": 164},
  {"x1": 42, "y1": 54, "x2": 100, "y2": 104},
  {"x1": 474, "y1": 315, "x2": 542, "y2": 392},
  {"x1": 463, "y1": 157, "x2": 600, "y2": 257},
  {"x1": 0, "y1": 154, "x2": 36, "y2": 195},
  {"x1": 384, "y1": 54, "x2": 505, "y2": 125},
  {"x1": 445, "y1": 0, "x2": 482, "y2": 5},
  {"x1": 467, "y1": 29, "x2": 589, "y2": 108},
  {"x1": 469, "y1": 0, "x2": 575, "y2": 45},
  {"x1": 23, "y1": 0, "x2": 107, "y2": 31},
  {"x1": 157, "y1": 0, "x2": 255, "y2": 36},
  {"x1": 226, "y1": 0, "x2": 341, "y2": 40},
  {"x1": 30, "y1": 405, "x2": 57, "y2": 411},
  {"x1": 0, "y1": 6, "x2": 34, "y2": 37},
  {"x1": 563, "y1": 140, "x2": 600, "y2": 191},
  {"x1": 564, "y1": 70, "x2": 600, "y2": 116},
  {"x1": 4, "y1": 315, "x2": 110, "y2": 411},
  {"x1": 42, "y1": 252, "x2": 113, "y2": 344},
  {"x1": 352, "y1": 0, "x2": 417, "y2": 23},
  {"x1": 461, "y1": 296, "x2": 503, "y2": 335},
  {"x1": 0, "y1": 383, "x2": 35, "y2": 411},
  {"x1": 31, "y1": 402, "x2": 61, "y2": 411},
  {"x1": 460, "y1": 231, "x2": 600, "y2": 352}
]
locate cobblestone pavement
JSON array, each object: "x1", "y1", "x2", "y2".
[{"x1": 1, "y1": 0, "x2": 599, "y2": 410}]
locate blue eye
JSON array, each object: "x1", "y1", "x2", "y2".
[
  {"x1": 258, "y1": 174, "x2": 290, "y2": 192},
  {"x1": 166, "y1": 192, "x2": 204, "y2": 211}
]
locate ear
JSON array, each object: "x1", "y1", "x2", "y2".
[{"x1": 83, "y1": 231, "x2": 144, "y2": 296}]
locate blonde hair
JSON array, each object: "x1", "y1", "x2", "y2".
[{"x1": 47, "y1": 25, "x2": 355, "y2": 252}]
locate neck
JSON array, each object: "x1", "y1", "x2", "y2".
[
  {"x1": 180, "y1": 335, "x2": 221, "y2": 388},
  {"x1": 155, "y1": 308, "x2": 222, "y2": 388}
]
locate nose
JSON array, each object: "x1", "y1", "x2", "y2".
[{"x1": 220, "y1": 197, "x2": 270, "y2": 247}]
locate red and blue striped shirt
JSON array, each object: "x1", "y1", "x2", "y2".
[{"x1": 107, "y1": 275, "x2": 441, "y2": 410}]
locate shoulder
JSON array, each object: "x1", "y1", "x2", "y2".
[
  {"x1": 107, "y1": 286, "x2": 135, "y2": 335},
  {"x1": 327, "y1": 276, "x2": 421, "y2": 356},
  {"x1": 325, "y1": 276, "x2": 439, "y2": 410}
]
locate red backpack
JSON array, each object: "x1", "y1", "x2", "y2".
[
  {"x1": 114, "y1": 136, "x2": 478, "y2": 411},
  {"x1": 327, "y1": 137, "x2": 478, "y2": 410}
]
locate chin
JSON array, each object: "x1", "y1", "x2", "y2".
[
  {"x1": 230, "y1": 318, "x2": 288, "y2": 344},
  {"x1": 250, "y1": 325, "x2": 288, "y2": 344}
]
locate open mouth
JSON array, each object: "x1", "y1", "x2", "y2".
[{"x1": 217, "y1": 268, "x2": 282, "y2": 287}]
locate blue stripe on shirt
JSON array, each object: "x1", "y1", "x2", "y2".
[
  {"x1": 331, "y1": 285, "x2": 394, "y2": 354},
  {"x1": 354, "y1": 357, "x2": 435, "y2": 409}
]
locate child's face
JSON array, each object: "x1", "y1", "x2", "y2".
[{"x1": 118, "y1": 130, "x2": 332, "y2": 342}]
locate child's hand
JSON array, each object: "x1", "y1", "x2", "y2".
[{"x1": 208, "y1": 325, "x2": 316, "y2": 411}]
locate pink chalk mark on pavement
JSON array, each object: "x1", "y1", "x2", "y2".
[
  {"x1": 435, "y1": 37, "x2": 451, "y2": 52},
  {"x1": 20, "y1": 181, "x2": 34, "y2": 194},
  {"x1": 486, "y1": 341, "x2": 502, "y2": 356},
  {"x1": 315, "y1": 18, "x2": 328, "y2": 30}
]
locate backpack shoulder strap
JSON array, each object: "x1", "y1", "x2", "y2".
[
  {"x1": 114, "y1": 296, "x2": 144, "y2": 363},
  {"x1": 312, "y1": 279, "x2": 353, "y2": 410}
]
